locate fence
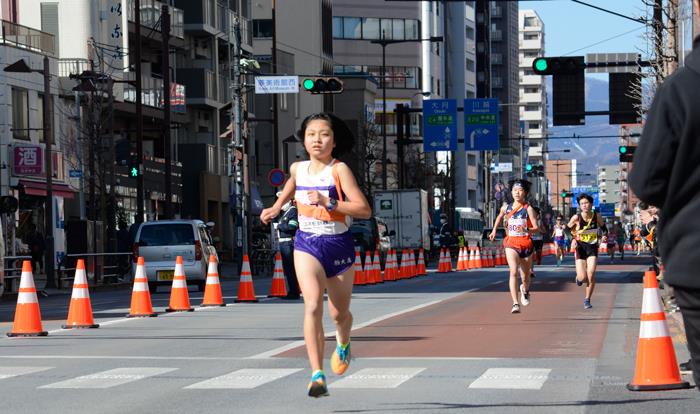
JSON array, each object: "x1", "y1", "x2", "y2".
[
  {"x1": 57, "y1": 252, "x2": 132, "y2": 289},
  {"x1": 2, "y1": 255, "x2": 32, "y2": 294},
  {"x1": 250, "y1": 248, "x2": 275, "y2": 277}
]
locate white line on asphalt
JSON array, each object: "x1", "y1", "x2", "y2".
[
  {"x1": 185, "y1": 368, "x2": 302, "y2": 389},
  {"x1": 0, "y1": 355, "x2": 249, "y2": 361},
  {"x1": 330, "y1": 367, "x2": 426, "y2": 389},
  {"x1": 247, "y1": 289, "x2": 478, "y2": 359},
  {"x1": 39, "y1": 367, "x2": 177, "y2": 389},
  {"x1": 0, "y1": 366, "x2": 54, "y2": 379},
  {"x1": 468, "y1": 368, "x2": 552, "y2": 390}
]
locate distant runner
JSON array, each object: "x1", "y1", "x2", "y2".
[{"x1": 552, "y1": 215, "x2": 567, "y2": 266}]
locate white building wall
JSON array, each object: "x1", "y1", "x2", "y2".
[{"x1": 518, "y1": 9, "x2": 547, "y2": 164}]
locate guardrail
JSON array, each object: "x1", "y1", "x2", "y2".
[
  {"x1": 2, "y1": 255, "x2": 32, "y2": 294},
  {"x1": 57, "y1": 252, "x2": 132, "y2": 289}
]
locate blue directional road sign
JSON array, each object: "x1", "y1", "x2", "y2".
[
  {"x1": 464, "y1": 98, "x2": 499, "y2": 151},
  {"x1": 571, "y1": 186, "x2": 600, "y2": 208},
  {"x1": 598, "y1": 203, "x2": 615, "y2": 217},
  {"x1": 423, "y1": 99, "x2": 457, "y2": 152}
]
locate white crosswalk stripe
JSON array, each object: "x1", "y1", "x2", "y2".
[
  {"x1": 330, "y1": 368, "x2": 425, "y2": 389},
  {"x1": 0, "y1": 366, "x2": 53, "y2": 379},
  {"x1": 39, "y1": 367, "x2": 177, "y2": 389},
  {"x1": 185, "y1": 368, "x2": 302, "y2": 389},
  {"x1": 468, "y1": 368, "x2": 552, "y2": 390}
]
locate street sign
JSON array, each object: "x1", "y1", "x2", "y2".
[
  {"x1": 255, "y1": 76, "x2": 299, "y2": 94},
  {"x1": 267, "y1": 168, "x2": 286, "y2": 187},
  {"x1": 13, "y1": 145, "x2": 43, "y2": 175},
  {"x1": 489, "y1": 162, "x2": 512, "y2": 173},
  {"x1": 599, "y1": 203, "x2": 615, "y2": 217},
  {"x1": 69, "y1": 169, "x2": 83, "y2": 178},
  {"x1": 422, "y1": 99, "x2": 457, "y2": 152},
  {"x1": 571, "y1": 186, "x2": 600, "y2": 208},
  {"x1": 464, "y1": 98, "x2": 499, "y2": 151}
]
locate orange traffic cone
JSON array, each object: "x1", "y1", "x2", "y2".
[
  {"x1": 387, "y1": 250, "x2": 398, "y2": 281},
  {"x1": 373, "y1": 252, "x2": 383, "y2": 283},
  {"x1": 353, "y1": 251, "x2": 366, "y2": 285},
  {"x1": 456, "y1": 248, "x2": 464, "y2": 271},
  {"x1": 627, "y1": 270, "x2": 690, "y2": 391},
  {"x1": 362, "y1": 251, "x2": 374, "y2": 284},
  {"x1": 166, "y1": 256, "x2": 194, "y2": 312},
  {"x1": 7, "y1": 261, "x2": 47, "y2": 337},
  {"x1": 127, "y1": 257, "x2": 158, "y2": 318},
  {"x1": 62, "y1": 259, "x2": 99, "y2": 329},
  {"x1": 235, "y1": 255, "x2": 258, "y2": 302},
  {"x1": 268, "y1": 252, "x2": 288, "y2": 298},
  {"x1": 475, "y1": 247, "x2": 483, "y2": 269},
  {"x1": 203, "y1": 255, "x2": 226, "y2": 306},
  {"x1": 417, "y1": 249, "x2": 427, "y2": 275}
]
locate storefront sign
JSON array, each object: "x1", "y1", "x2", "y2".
[{"x1": 13, "y1": 146, "x2": 43, "y2": 175}]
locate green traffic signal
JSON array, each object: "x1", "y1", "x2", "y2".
[
  {"x1": 130, "y1": 167, "x2": 138, "y2": 177},
  {"x1": 525, "y1": 163, "x2": 533, "y2": 172},
  {"x1": 534, "y1": 58, "x2": 548, "y2": 73},
  {"x1": 619, "y1": 146, "x2": 628, "y2": 154},
  {"x1": 302, "y1": 78, "x2": 315, "y2": 91},
  {"x1": 561, "y1": 190, "x2": 568, "y2": 198}
]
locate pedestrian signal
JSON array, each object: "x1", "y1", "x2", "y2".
[
  {"x1": 302, "y1": 77, "x2": 344, "y2": 94},
  {"x1": 619, "y1": 145, "x2": 636, "y2": 162}
]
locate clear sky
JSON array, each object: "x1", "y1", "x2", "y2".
[{"x1": 525, "y1": 0, "x2": 649, "y2": 58}]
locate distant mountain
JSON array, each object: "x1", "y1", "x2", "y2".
[{"x1": 544, "y1": 77, "x2": 620, "y2": 178}]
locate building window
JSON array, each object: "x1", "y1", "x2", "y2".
[
  {"x1": 525, "y1": 105, "x2": 539, "y2": 111},
  {"x1": 528, "y1": 122, "x2": 540, "y2": 130},
  {"x1": 466, "y1": 58, "x2": 475, "y2": 72},
  {"x1": 333, "y1": 17, "x2": 420, "y2": 40},
  {"x1": 37, "y1": 94, "x2": 45, "y2": 142},
  {"x1": 524, "y1": 51, "x2": 538, "y2": 58},
  {"x1": 362, "y1": 17, "x2": 380, "y2": 39},
  {"x1": 253, "y1": 19, "x2": 273, "y2": 38},
  {"x1": 12, "y1": 88, "x2": 29, "y2": 140},
  {"x1": 524, "y1": 87, "x2": 539, "y2": 94},
  {"x1": 524, "y1": 33, "x2": 539, "y2": 40},
  {"x1": 466, "y1": 26, "x2": 475, "y2": 40},
  {"x1": 524, "y1": 16, "x2": 537, "y2": 27},
  {"x1": 343, "y1": 17, "x2": 362, "y2": 39}
]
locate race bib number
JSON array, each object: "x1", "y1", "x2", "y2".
[{"x1": 507, "y1": 218, "x2": 528, "y2": 237}]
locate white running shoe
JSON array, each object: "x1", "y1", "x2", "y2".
[
  {"x1": 520, "y1": 284, "x2": 530, "y2": 306},
  {"x1": 511, "y1": 303, "x2": 520, "y2": 314}
]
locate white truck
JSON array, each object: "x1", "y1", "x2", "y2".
[{"x1": 373, "y1": 189, "x2": 430, "y2": 251}]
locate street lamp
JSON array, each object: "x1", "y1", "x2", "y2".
[
  {"x1": 5, "y1": 57, "x2": 56, "y2": 288},
  {"x1": 370, "y1": 35, "x2": 443, "y2": 190}
]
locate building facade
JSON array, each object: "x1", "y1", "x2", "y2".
[{"x1": 597, "y1": 164, "x2": 621, "y2": 210}]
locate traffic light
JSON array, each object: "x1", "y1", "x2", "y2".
[
  {"x1": 619, "y1": 145, "x2": 636, "y2": 162},
  {"x1": 525, "y1": 164, "x2": 544, "y2": 178},
  {"x1": 532, "y1": 56, "x2": 585, "y2": 126},
  {"x1": 525, "y1": 164, "x2": 533, "y2": 172},
  {"x1": 532, "y1": 57, "x2": 585, "y2": 76},
  {"x1": 302, "y1": 77, "x2": 344, "y2": 94},
  {"x1": 128, "y1": 156, "x2": 139, "y2": 178},
  {"x1": 561, "y1": 190, "x2": 572, "y2": 198}
]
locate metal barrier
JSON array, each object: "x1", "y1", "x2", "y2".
[
  {"x1": 57, "y1": 252, "x2": 132, "y2": 289},
  {"x1": 2, "y1": 256, "x2": 32, "y2": 294},
  {"x1": 250, "y1": 248, "x2": 276, "y2": 277}
]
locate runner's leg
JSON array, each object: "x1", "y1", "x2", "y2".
[
  {"x1": 294, "y1": 250, "x2": 327, "y2": 373},
  {"x1": 326, "y1": 267, "x2": 354, "y2": 348},
  {"x1": 506, "y1": 248, "x2": 521, "y2": 304},
  {"x1": 585, "y1": 255, "x2": 598, "y2": 299}
]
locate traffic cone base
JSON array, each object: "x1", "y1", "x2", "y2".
[{"x1": 7, "y1": 261, "x2": 48, "y2": 337}]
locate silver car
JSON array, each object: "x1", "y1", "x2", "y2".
[{"x1": 131, "y1": 220, "x2": 218, "y2": 293}]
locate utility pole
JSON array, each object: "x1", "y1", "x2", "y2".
[
  {"x1": 135, "y1": 0, "x2": 144, "y2": 223},
  {"x1": 231, "y1": 14, "x2": 247, "y2": 262},
  {"x1": 653, "y1": 0, "x2": 664, "y2": 81},
  {"x1": 43, "y1": 55, "x2": 56, "y2": 288},
  {"x1": 475, "y1": 0, "x2": 492, "y2": 222},
  {"x1": 162, "y1": 5, "x2": 172, "y2": 219},
  {"x1": 271, "y1": 0, "x2": 279, "y2": 168}
]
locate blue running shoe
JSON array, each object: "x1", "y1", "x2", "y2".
[
  {"x1": 575, "y1": 276, "x2": 583, "y2": 287},
  {"x1": 584, "y1": 298, "x2": 592, "y2": 309},
  {"x1": 307, "y1": 370, "x2": 329, "y2": 398}
]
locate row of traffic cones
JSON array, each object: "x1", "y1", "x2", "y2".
[{"x1": 353, "y1": 249, "x2": 427, "y2": 285}]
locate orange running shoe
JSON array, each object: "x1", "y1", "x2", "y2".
[{"x1": 330, "y1": 341, "x2": 351, "y2": 375}]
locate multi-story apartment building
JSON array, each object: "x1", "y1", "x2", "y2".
[
  {"x1": 490, "y1": 1, "x2": 521, "y2": 178},
  {"x1": 545, "y1": 158, "x2": 576, "y2": 214},
  {"x1": 518, "y1": 10, "x2": 547, "y2": 166},
  {"x1": 597, "y1": 164, "x2": 621, "y2": 211},
  {"x1": 619, "y1": 124, "x2": 641, "y2": 217},
  {"x1": 464, "y1": 2, "x2": 484, "y2": 209}
]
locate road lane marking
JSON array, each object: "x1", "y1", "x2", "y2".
[
  {"x1": 0, "y1": 355, "x2": 247, "y2": 361},
  {"x1": 248, "y1": 289, "x2": 477, "y2": 359},
  {"x1": 185, "y1": 368, "x2": 302, "y2": 389},
  {"x1": 468, "y1": 368, "x2": 551, "y2": 390},
  {"x1": 0, "y1": 366, "x2": 53, "y2": 379},
  {"x1": 330, "y1": 367, "x2": 425, "y2": 389},
  {"x1": 39, "y1": 367, "x2": 177, "y2": 389}
]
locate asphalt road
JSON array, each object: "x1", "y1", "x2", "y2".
[{"x1": 0, "y1": 254, "x2": 696, "y2": 413}]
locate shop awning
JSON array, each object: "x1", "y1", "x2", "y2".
[{"x1": 20, "y1": 180, "x2": 75, "y2": 199}]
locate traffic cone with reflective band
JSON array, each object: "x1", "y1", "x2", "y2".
[
  {"x1": 475, "y1": 247, "x2": 483, "y2": 269},
  {"x1": 268, "y1": 252, "x2": 288, "y2": 298},
  {"x1": 373, "y1": 252, "x2": 383, "y2": 283},
  {"x1": 417, "y1": 249, "x2": 427, "y2": 275},
  {"x1": 203, "y1": 255, "x2": 226, "y2": 306},
  {"x1": 457, "y1": 248, "x2": 465, "y2": 271},
  {"x1": 7, "y1": 261, "x2": 47, "y2": 337},
  {"x1": 408, "y1": 249, "x2": 415, "y2": 277},
  {"x1": 445, "y1": 249, "x2": 453, "y2": 272},
  {"x1": 364, "y1": 251, "x2": 376, "y2": 284},
  {"x1": 389, "y1": 250, "x2": 399, "y2": 281},
  {"x1": 166, "y1": 256, "x2": 194, "y2": 312},
  {"x1": 353, "y1": 251, "x2": 366, "y2": 285},
  {"x1": 437, "y1": 249, "x2": 445, "y2": 273},
  {"x1": 235, "y1": 255, "x2": 258, "y2": 302},
  {"x1": 62, "y1": 259, "x2": 99, "y2": 329},
  {"x1": 627, "y1": 270, "x2": 690, "y2": 391},
  {"x1": 127, "y1": 257, "x2": 157, "y2": 318}
]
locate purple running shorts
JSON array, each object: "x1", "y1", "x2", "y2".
[{"x1": 294, "y1": 230, "x2": 355, "y2": 277}]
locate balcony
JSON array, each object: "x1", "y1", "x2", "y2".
[
  {"x1": 177, "y1": 68, "x2": 220, "y2": 107},
  {"x1": 58, "y1": 58, "x2": 91, "y2": 78},
  {"x1": 0, "y1": 20, "x2": 55, "y2": 56},
  {"x1": 127, "y1": 0, "x2": 185, "y2": 39},
  {"x1": 520, "y1": 92, "x2": 542, "y2": 103},
  {"x1": 122, "y1": 72, "x2": 187, "y2": 112},
  {"x1": 520, "y1": 39, "x2": 542, "y2": 51}
]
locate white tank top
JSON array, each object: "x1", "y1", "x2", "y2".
[{"x1": 294, "y1": 160, "x2": 352, "y2": 235}]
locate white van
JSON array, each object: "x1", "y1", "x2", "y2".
[{"x1": 131, "y1": 220, "x2": 218, "y2": 293}]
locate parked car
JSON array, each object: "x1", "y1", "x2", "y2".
[
  {"x1": 131, "y1": 220, "x2": 218, "y2": 293},
  {"x1": 350, "y1": 217, "x2": 394, "y2": 266}
]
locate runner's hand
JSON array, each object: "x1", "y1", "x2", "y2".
[
  {"x1": 306, "y1": 191, "x2": 329, "y2": 207},
  {"x1": 260, "y1": 206, "x2": 281, "y2": 225},
  {"x1": 488, "y1": 231, "x2": 496, "y2": 241}
]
